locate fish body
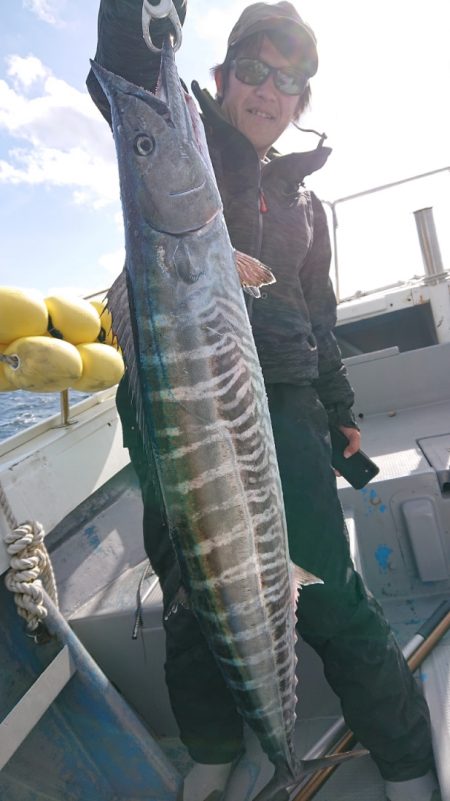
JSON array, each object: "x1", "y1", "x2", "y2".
[{"x1": 91, "y1": 42, "x2": 313, "y2": 794}]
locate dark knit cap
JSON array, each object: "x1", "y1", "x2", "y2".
[{"x1": 227, "y1": 2, "x2": 318, "y2": 77}]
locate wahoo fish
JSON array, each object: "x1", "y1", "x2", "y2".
[{"x1": 91, "y1": 41, "x2": 361, "y2": 801}]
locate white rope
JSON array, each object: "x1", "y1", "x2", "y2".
[
  {"x1": 0, "y1": 479, "x2": 18, "y2": 531},
  {"x1": 4, "y1": 521, "x2": 59, "y2": 630}
]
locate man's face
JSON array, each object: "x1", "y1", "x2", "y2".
[{"x1": 219, "y1": 35, "x2": 302, "y2": 159}]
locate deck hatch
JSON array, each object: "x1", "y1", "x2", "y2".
[
  {"x1": 402, "y1": 497, "x2": 449, "y2": 582},
  {"x1": 418, "y1": 433, "x2": 450, "y2": 492}
]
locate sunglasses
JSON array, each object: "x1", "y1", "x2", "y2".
[{"x1": 231, "y1": 57, "x2": 309, "y2": 96}]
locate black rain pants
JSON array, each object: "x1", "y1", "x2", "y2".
[{"x1": 117, "y1": 379, "x2": 433, "y2": 781}]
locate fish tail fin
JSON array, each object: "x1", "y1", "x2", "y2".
[
  {"x1": 252, "y1": 749, "x2": 369, "y2": 800},
  {"x1": 299, "y1": 747, "x2": 369, "y2": 773}
]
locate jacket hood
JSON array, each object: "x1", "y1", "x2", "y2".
[{"x1": 191, "y1": 81, "x2": 332, "y2": 186}]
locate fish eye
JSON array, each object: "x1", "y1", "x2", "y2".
[{"x1": 134, "y1": 134, "x2": 155, "y2": 156}]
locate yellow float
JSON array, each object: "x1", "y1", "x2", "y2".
[
  {"x1": 71, "y1": 343, "x2": 125, "y2": 393},
  {"x1": 0, "y1": 287, "x2": 125, "y2": 395},
  {"x1": 0, "y1": 344, "x2": 15, "y2": 392},
  {"x1": 0, "y1": 286, "x2": 48, "y2": 343},
  {"x1": 90, "y1": 300, "x2": 119, "y2": 348},
  {"x1": 3, "y1": 336, "x2": 83, "y2": 393},
  {"x1": 45, "y1": 294, "x2": 101, "y2": 345}
]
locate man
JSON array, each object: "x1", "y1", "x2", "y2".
[{"x1": 87, "y1": 3, "x2": 438, "y2": 800}]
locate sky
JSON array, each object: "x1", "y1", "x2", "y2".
[{"x1": 0, "y1": 0, "x2": 449, "y2": 302}]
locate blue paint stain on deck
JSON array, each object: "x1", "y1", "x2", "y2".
[
  {"x1": 360, "y1": 487, "x2": 386, "y2": 513},
  {"x1": 84, "y1": 525, "x2": 101, "y2": 550},
  {"x1": 370, "y1": 489, "x2": 387, "y2": 512},
  {"x1": 375, "y1": 545, "x2": 393, "y2": 572}
]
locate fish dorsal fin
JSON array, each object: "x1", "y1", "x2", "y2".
[
  {"x1": 106, "y1": 269, "x2": 151, "y2": 458},
  {"x1": 235, "y1": 250, "x2": 275, "y2": 298},
  {"x1": 293, "y1": 563, "x2": 323, "y2": 589}
]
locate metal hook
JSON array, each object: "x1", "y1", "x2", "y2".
[{"x1": 142, "y1": 0, "x2": 182, "y2": 53}]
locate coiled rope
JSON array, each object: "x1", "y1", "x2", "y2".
[{"x1": 0, "y1": 480, "x2": 58, "y2": 632}]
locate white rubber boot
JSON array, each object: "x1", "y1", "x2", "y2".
[
  {"x1": 385, "y1": 770, "x2": 440, "y2": 801},
  {"x1": 179, "y1": 760, "x2": 234, "y2": 801}
]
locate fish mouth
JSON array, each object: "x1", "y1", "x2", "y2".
[{"x1": 169, "y1": 180, "x2": 206, "y2": 197}]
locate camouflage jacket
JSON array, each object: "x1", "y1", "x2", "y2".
[{"x1": 87, "y1": 0, "x2": 356, "y2": 428}]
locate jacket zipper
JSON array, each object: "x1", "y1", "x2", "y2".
[
  {"x1": 259, "y1": 189, "x2": 269, "y2": 214},
  {"x1": 246, "y1": 185, "x2": 267, "y2": 323}
]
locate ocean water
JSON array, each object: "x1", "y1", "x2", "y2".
[{"x1": 0, "y1": 390, "x2": 90, "y2": 443}]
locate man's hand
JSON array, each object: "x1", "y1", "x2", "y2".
[
  {"x1": 339, "y1": 425, "x2": 361, "y2": 458},
  {"x1": 333, "y1": 426, "x2": 360, "y2": 477}
]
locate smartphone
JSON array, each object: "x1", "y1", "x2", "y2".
[{"x1": 330, "y1": 426, "x2": 380, "y2": 490}]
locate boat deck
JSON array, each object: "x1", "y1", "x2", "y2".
[{"x1": 2, "y1": 342, "x2": 450, "y2": 800}]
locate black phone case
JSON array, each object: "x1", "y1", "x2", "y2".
[{"x1": 330, "y1": 427, "x2": 380, "y2": 490}]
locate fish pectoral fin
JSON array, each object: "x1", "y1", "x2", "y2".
[
  {"x1": 292, "y1": 563, "x2": 324, "y2": 588},
  {"x1": 235, "y1": 250, "x2": 276, "y2": 293}
]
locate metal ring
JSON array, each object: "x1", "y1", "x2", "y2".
[{"x1": 142, "y1": 0, "x2": 182, "y2": 53}]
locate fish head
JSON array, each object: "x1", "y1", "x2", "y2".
[{"x1": 90, "y1": 46, "x2": 222, "y2": 236}]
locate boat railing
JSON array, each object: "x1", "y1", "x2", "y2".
[
  {"x1": 0, "y1": 386, "x2": 118, "y2": 460},
  {"x1": 323, "y1": 165, "x2": 450, "y2": 303}
]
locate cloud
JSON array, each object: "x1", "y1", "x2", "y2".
[
  {"x1": 0, "y1": 55, "x2": 119, "y2": 208},
  {"x1": 98, "y1": 248, "x2": 125, "y2": 279},
  {"x1": 113, "y1": 211, "x2": 124, "y2": 232},
  {"x1": 189, "y1": 2, "x2": 247, "y2": 52},
  {"x1": 7, "y1": 54, "x2": 50, "y2": 89},
  {"x1": 23, "y1": 0, "x2": 65, "y2": 27}
]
